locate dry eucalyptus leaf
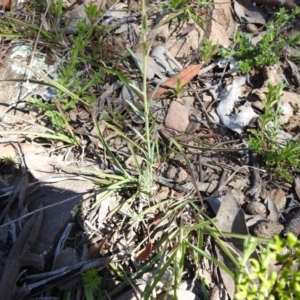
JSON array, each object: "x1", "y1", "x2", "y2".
[
  {"x1": 134, "y1": 219, "x2": 161, "y2": 261},
  {"x1": 265, "y1": 195, "x2": 280, "y2": 221},
  {"x1": 148, "y1": 64, "x2": 203, "y2": 100},
  {"x1": 234, "y1": 0, "x2": 267, "y2": 24},
  {"x1": 134, "y1": 51, "x2": 168, "y2": 80},
  {"x1": 269, "y1": 188, "x2": 286, "y2": 211},
  {"x1": 134, "y1": 241, "x2": 153, "y2": 261},
  {"x1": 151, "y1": 45, "x2": 183, "y2": 76},
  {"x1": 178, "y1": 23, "x2": 196, "y2": 38},
  {"x1": 208, "y1": 1, "x2": 235, "y2": 46}
]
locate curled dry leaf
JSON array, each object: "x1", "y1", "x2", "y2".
[
  {"x1": 134, "y1": 242, "x2": 153, "y2": 262},
  {"x1": 134, "y1": 218, "x2": 161, "y2": 261},
  {"x1": 208, "y1": 2, "x2": 235, "y2": 46},
  {"x1": 148, "y1": 64, "x2": 203, "y2": 100},
  {"x1": 178, "y1": 23, "x2": 196, "y2": 38}
]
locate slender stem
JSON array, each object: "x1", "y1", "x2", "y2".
[{"x1": 140, "y1": 0, "x2": 153, "y2": 187}]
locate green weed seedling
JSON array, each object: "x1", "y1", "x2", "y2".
[
  {"x1": 200, "y1": 37, "x2": 218, "y2": 63},
  {"x1": 167, "y1": 78, "x2": 187, "y2": 99},
  {"x1": 248, "y1": 83, "x2": 300, "y2": 182},
  {"x1": 235, "y1": 233, "x2": 300, "y2": 300},
  {"x1": 82, "y1": 268, "x2": 103, "y2": 300},
  {"x1": 28, "y1": 3, "x2": 107, "y2": 130},
  {"x1": 28, "y1": 97, "x2": 66, "y2": 130},
  {"x1": 220, "y1": 8, "x2": 300, "y2": 73}
]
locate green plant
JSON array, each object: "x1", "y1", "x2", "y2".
[
  {"x1": 220, "y1": 8, "x2": 300, "y2": 73},
  {"x1": 28, "y1": 97, "x2": 66, "y2": 129},
  {"x1": 1, "y1": 156, "x2": 19, "y2": 166},
  {"x1": 167, "y1": 78, "x2": 187, "y2": 98},
  {"x1": 248, "y1": 83, "x2": 300, "y2": 182},
  {"x1": 169, "y1": 0, "x2": 190, "y2": 10},
  {"x1": 235, "y1": 233, "x2": 300, "y2": 300},
  {"x1": 55, "y1": 18, "x2": 104, "y2": 109},
  {"x1": 82, "y1": 268, "x2": 103, "y2": 300},
  {"x1": 200, "y1": 37, "x2": 218, "y2": 62}
]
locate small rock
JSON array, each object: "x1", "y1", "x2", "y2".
[
  {"x1": 284, "y1": 214, "x2": 300, "y2": 236},
  {"x1": 166, "y1": 166, "x2": 177, "y2": 179},
  {"x1": 246, "y1": 201, "x2": 267, "y2": 217},
  {"x1": 269, "y1": 188, "x2": 286, "y2": 211},
  {"x1": 177, "y1": 168, "x2": 188, "y2": 182},
  {"x1": 253, "y1": 220, "x2": 284, "y2": 238},
  {"x1": 165, "y1": 101, "x2": 190, "y2": 132}
]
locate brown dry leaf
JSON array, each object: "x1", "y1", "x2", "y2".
[
  {"x1": 208, "y1": 0, "x2": 235, "y2": 46},
  {"x1": 134, "y1": 218, "x2": 161, "y2": 261},
  {"x1": 0, "y1": 0, "x2": 10, "y2": 10},
  {"x1": 149, "y1": 218, "x2": 161, "y2": 228},
  {"x1": 148, "y1": 64, "x2": 203, "y2": 100},
  {"x1": 0, "y1": 143, "x2": 46, "y2": 159},
  {"x1": 88, "y1": 230, "x2": 117, "y2": 259},
  {"x1": 134, "y1": 241, "x2": 153, "y2": 261}
]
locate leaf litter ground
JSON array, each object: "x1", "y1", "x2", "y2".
[{"x1": 0, "y1": 0, "x2": 300, "y2": 299}]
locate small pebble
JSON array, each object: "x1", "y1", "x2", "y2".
[
  {"x1": 165, "y1": 101, "x2": 190, "y2": 132},
  {"x1": 284, "y1": 215, "x2": 300, "y2": 236},
  {"x1": 253, "y1": 220, "x2": 284, "y2": 238},
  {"x1": 246, "y1": 201, "x2": 267, "y2": 217},
  {"x1": 166, "y1": 166, "x2": 177, "y2": 179},
  {"x1": 177, "y1": 168, "x2": 188, "y2": 182}
]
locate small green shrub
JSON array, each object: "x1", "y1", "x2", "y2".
[
  {"x1": 220, "y1": 8, "x2": 300, "y2": 73},
  {"x1": 248, "y1": 83, "x2": 300, "y2": 182},
  {"x1": 82, "y1": 268, "x2": 103, "y2": 300},
  {"x1": 200, "y1": 37, "x2": 218, "y2": 63},
  {"x1": 235, "y1": 233, "x2": 300, "y2": 300},
  {"x1": 28, "y1": 97, "x2": 66, "y2": 129}
]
